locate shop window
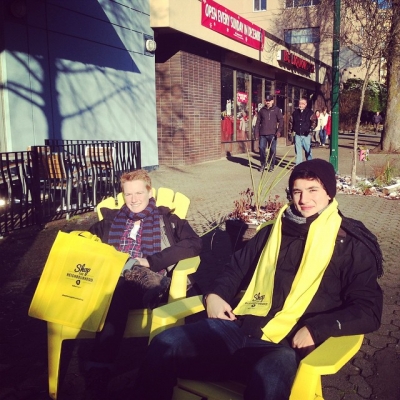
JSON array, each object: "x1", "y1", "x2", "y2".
[
  {"x1": 221, "y1": 67, "x2": 234, "y2": 142},
  {"x1": 254, "y1": 0, "x2": 267, "y2": 11},
  {"x1": 300, "y1": 89, "x2": 312, "y2": 106},
  {"x1": 340, "y1": 46, "x2": 362, "y2": 69},
  {"x1": 264, "y1": 80, "x2": 273, "y2": 100},
  {"x1": 284, "y1": 27, "x2": 320, "y2": 44},
  {"x1": 285, "y1": 0, "x2": 320, "y2": 8},
  {"x1": 275, "y1": 81, "x2": 286, "y2": 97},
  {"x1": 252, "y1": 76, "x2": 263, "y2": 138},
  {"x1": 288, "y1": 85, "x2": 301, "y2": 103},
  {"x1": 236, "y1": 72, "x2": 251, "y2": 141},
  {"x1": 293, "y1": 86, "x2": 301, "y2": 100},
  {"x1": 301, "y1": 89, "x2": 310, "y2": 98},
  {"x1": 252, "y1": 77, "x2": 263, "y2": 108}
]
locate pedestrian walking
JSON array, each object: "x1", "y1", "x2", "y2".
[
  {"x1": 312, "y1": 110, "x2": 321, "y2": 145},
  {"x1": 372, "y1": 112, "x2": 383, "y2": 135},
  {"x1": 325, "y1": 110, "x2": 332, "y2": 144},
  {"x1": 254, "y1": 95, "x2": 283, "y2": 172},
  {"x1": 319, "y1": 107, "x2": 329, "y2": 147},
  {"x1": 289, "y1": 98, "x2": 316, "y2": 165}
]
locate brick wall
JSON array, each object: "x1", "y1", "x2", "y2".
[{"x1": 156, "y1": 51, "x2": 221, "y2": 166}]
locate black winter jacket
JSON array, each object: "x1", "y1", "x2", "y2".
[
  {"x1": 289, "y1": 108, "x2": 315, "y2": 136},
  {"x1": 89, "y1": 206, "x2": 202, "y2": 273},
  {"x1": 254, "y1": 105, "x2": 283, "y2": 137},
  {"x1": 206, "y1": 213, "x2": 382, "y2": 346}
]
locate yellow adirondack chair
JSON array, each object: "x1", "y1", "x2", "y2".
[
  {"x1": 149, "y1": 295, "x2": 364, "y2": 400},
  {"x1": 96, "y1": 187, "x2": 190, "y2": 221},
  {"x1": 46, "y1": 188, "x2": 198, "y2": 399}
]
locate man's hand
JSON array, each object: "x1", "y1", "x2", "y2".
[
  {"x1": 205, "y1": 294, "x2": 237, "y2": 321},
  {"x1": 292, "y1": 326, "x2": 315, "y2": 357},
  {"x1": 276, "y1": 132, "x2": 281, "y2": 138}
]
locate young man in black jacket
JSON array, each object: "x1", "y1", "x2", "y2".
[
  {"x1": 289, "y1": 98, "x2": 315, "y2": 165},
  {"x1": 254, "y1": 95, "x2": 283, "y2": 172},
  {"x1": 134, "y1": 159, "x2": 383, "y2": 400}
]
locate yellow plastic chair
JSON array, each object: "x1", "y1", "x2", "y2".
[
  {"x1": 47, "y1": 188, "x2": 199, "y2": 399},
  {"x1": 149, "y1": 295, "x2": 364, "y2": 400},
  {"x1": 96, "y1": 187, "x2": 189, "y2": 221}
]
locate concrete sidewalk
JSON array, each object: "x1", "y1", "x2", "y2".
[{"x1": 0, "y1": 131, "x2": 399, "y2": 399}]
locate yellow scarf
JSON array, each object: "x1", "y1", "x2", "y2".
[{"x1": 233, "y1": 199, "x2": 341, "y2": 343}]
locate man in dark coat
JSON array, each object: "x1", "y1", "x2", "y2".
[
  {"x1": 134, "y1": 159, "x2": 383, "y2": 400},
  {"x1": 289, "y1": 98, "x2": 315, "y2": 165},
  {"x1": 254, "y1": 95, "x2": 283, "y2": 172},
  {"x1": 372, "y1": 112, "x2": 383, "y2": 135}
]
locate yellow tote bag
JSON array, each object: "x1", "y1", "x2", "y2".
[{"x1": 29, "y1": 231, "x2": 129, "y2": 332}]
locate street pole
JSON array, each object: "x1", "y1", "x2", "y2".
[{"x1": 330, "y1": 0, "x2": 341, "y2": 172}]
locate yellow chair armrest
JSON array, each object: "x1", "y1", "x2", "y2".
[
  {"x1": 301, "y1": 334, "x2": 364, "y2": 374},
  {"x1": 150, "y1": 295, "x2": 204, "y2": 341},
  {"x1": 290, "y1": 334, "x2": 363, "y2": 400},
  {"x1": 168, "y1": 256, "x2": 201, "y2": 302}
]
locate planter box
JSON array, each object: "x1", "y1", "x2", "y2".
[{"x1": 225, "y1": 219, "x2": 258, "y2": 252}]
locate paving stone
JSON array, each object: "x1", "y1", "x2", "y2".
[
  {"x1": 376, "y1": 323, "x2": 400, "y2": 335},
  {"x1": 390, "y1": 330, "x2": 400, "y2": 341},
  {"x1": 365, "y1": 347, "x2": 400, "y2": 400},
  {"x1": 387, "y1": 341, "x2": 400, "y2": 349},
  {"x1": 369, "y1": 334, "x2": 397, "y2": 349},
  {"x1": 353, "y1": 357, "x2": 374, "y2": 378},
  {"x1": 322, "y1": 387, "x2": 347, "y2": 400},
  {"x1": 392, "y1": 319, "x2": 400, "y2": 328},
  {"x1": 349, "y1": 374, "x2": 373, "y2": 398},
  {"x1": 360, "y1": 343, "x2": 380, "y2": 358},
  {"x1": 343, "y1": 391, "x2": 373, "y2": 400}
]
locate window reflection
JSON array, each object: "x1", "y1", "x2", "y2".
[
  {"x1": 236, "y1": 72, "x2": 250, "y2": 140},
  {"x1": 221, "y1": 68, "x2": 234, "y2": 142}
]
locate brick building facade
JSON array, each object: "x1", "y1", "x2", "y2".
[{"x1": 156, "y1": 52, "x2": 221, "y2": 165}]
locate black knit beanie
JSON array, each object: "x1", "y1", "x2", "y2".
[{"x1": 289, "y1": 159, "x2": 337, "y2": 198}]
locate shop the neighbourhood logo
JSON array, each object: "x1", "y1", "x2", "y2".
[
  {"x1": 66, "y1": 263, "x2": 94, "y2": 283},
  {"x1": 201, "y1": 0, "x2": 264, "y2": 51},
  {"x1": 278, "y1": 50, "x2": 315, "y2": 73}
]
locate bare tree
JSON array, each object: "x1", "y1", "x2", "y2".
[
  {"x1": 340, "y1": 0, "x2": 393, "y2": 185},
  {"x1": 263, "y1": 0, "x2": 393, "y2": 185},
  {"x1": 383, "y1": 0, "x2": 400, "y2": 152}
]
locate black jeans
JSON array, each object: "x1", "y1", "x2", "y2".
[{"x1": 90, "y1": 277, "x2": 143, "y2": 365}]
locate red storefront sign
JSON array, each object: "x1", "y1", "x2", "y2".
[
  {"x1": 278, "y1": 50, "x2": 315, "y2": 73},
  {"x1": 201, "y1": 0, "x2": 264, "y2": 51},
  {"x1": 237, "y1": 92, "x2": 248, "y2": 103}
]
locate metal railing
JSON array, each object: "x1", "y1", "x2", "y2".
[{"x1": 1, "y1": 140, "x2": 141, "y2": 235}]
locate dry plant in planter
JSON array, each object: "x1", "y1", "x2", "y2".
[{"x1": 226, "y1": 148, "x2": 294, "y2": 251}]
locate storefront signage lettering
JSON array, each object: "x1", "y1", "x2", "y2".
[
  {"x1": 201, "y1": 0, "x2": 264, "y2": 51},
  {"x1": 278, "y1": 50, "x2": 315, "y2": 73}
]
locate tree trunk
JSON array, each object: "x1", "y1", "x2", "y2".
[
  {"x1": 351, "y1": 66, "x2": 373, "y2": 187},
  {"x1": 383, "y1": 0, "x2": 400, "y2": 152}
]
